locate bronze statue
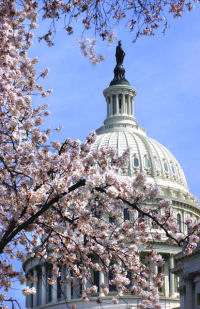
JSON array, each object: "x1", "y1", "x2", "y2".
[
  {"x1": 116, "y1": 40, "x2": 125, "y2": 65},
  {"x1": 110, "y1": 40, "x2": 129, "y2": 86}
]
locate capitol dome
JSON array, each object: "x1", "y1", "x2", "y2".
[
  {"x1": 94, "y1": 122, "x2": 188, "y2": 193},
  {"x1": 92, "y1": 73, "x2": 199, "y2": 207}
]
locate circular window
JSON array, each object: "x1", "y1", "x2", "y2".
[{"x1": 134, "y1": 157, "x2": 139, "y2": 167}]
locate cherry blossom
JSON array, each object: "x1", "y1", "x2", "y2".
[
  {"x1": 47, "y1": 278, "x2": 56, "y2": 285},
  {"x1": 33, "y1": 0, "x2": 200, "y2": 62},
  {"x1": 0, "y1": 1, "x2": 200, "y2": 309},
  {"x1": 22, "y1": 287, "x2": 36, "y2": 296}
]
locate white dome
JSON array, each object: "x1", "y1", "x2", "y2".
[
  {"x1": 93, "y1": 128, "x2": 188, "y2": 193},
  {"x1": 92, "y1": 83, "x2": 189, "y2": 195}
]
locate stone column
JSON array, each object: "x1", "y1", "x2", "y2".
[
  {"x1": 153, "y1": 263, "x2": 158, "y2": 275},
  {"x1": 65, "y1": 274, "x2": 71, "y2": 301},
  {"x1": 99, "y1": 271, "x2": 105, "y2": 297},
  {"x1": 128, "y1": 95, "x2": 131, "y2": 115},
  {"x1": 131, "y1": 96, "x2": 133, "y2": 115},
  {"x1": 169, "y1": 255, "x2": 175, "y2": 297},
  {"x1": 164, "y1": 259, "x2": 169, "y2": 297},
  {"x1": 107, "y1": 98, "x2": 109, "y2": 118},
  {"x1": 41, "y1": 265, "x2": 46, "y2": 305},
  {"x1": 185, "y1": 277, "x2": 194, "y2": 309},
  {"x1": 33, "y1": 268, "x2": 37, "y2": 308},
  {"x1": 52, "y1": 271, "x2": 57, "y2": 303},
  {"x1": 110, "y1": 95, "x2": 113, "y2": 116},
  {"x1": 116, "y1": 94, "x2": 119, "y2": 114},
  {"x1": 152, "y1": 262, "x2": 158, "y2": 294},
  {"x1": 81, "y1": 278, "x2": 85, "y2": 298},
  {"x1": 122, "y1": 93, "x2": 125, "y2": 114}
]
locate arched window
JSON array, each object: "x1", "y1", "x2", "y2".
[
  {"x1": 133, "y1": 157, "x2": 139, "y2": 167},
  {"x1": 164, "y1": 162, "x2": 168, "y2": 172},
  {"x1": 155, "y1": 159, "x2": 161, "y2": 171},
  {"x1": 144, "y1": 156, "x2": 151, "y2": 168},
  {"x1": 171, "y1": 164, "x2": 176, "y2": 175},
  {"x1": 177, "y1": 214, "x2": 182, "y2": 232}
]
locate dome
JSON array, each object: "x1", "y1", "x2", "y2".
[
  {"x1": 91, "y1": 76, "x2": 193, "y2": 200},
  {"x1": 93, "y1": 128, "x2": 188, "y2": 193}
]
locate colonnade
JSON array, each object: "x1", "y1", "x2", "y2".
[
  {"x1": 26, "y1": 255, "x2": 177, "y2": 308},
  {"x1": 106, "y1": 92, "x2": 134, "y2": 118},
  {"x1": 26, "y1": 265, "x2": 106, "y2": 308},
  {"x1": 26, "y1": 265, "x2": 66, "y2": 308}
]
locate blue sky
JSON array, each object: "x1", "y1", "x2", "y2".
[
  {"x1": 6, "y1": 4, "x2": 200, "y2": 308},
  {"x1": 32, "y1": 7, "x2": 200, "y2": 199}
]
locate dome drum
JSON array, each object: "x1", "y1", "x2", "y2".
[{"x1": 103, "y1": 84, "x2": 137, "y2": 121}]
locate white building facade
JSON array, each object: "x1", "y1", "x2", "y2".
[
  {"x1": 23, "y1": 46, "x2": 200, "y2": 309},
  {"x1": 172, "y1": 244, "x2": 200, "y2": 309}
]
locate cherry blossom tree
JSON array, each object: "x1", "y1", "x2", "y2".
[
  {"x1": 0, "y1": 1, "x2": 200, "y2": 309},
  {"x1": 39, "y1": 0, "x2": 199, "y2": 39},
  {"x1": 12, "y1": 0, "x2": 200, "y2": 63}
]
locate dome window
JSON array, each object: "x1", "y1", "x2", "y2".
[
  {"x1": 134, "y1": 157, "x2": 139, "y2": 167},
  {"x1": 144, "y1": 157, "x2": 151, "y2": 168},
  {"x1": 155, "y1": 159, "x2": 161, "y2": 171},
  {"x1": 164, "y1": 162, "x2": 168, "y2": 172},
  {"x1": 171, "y1": 164, "x2": 176, "y2": 175}
]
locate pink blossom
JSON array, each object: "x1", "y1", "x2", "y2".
[
  {"x1": 112, "y1": 297, "x2": 119, "y2": 304},
  {"x1": 0, "y1": 3, "x2": 198, "y2": 304},
  {"x1": 82, "y1": 296, "x2": 89, "y2": 302},
  {"x1": 47, "y1": 278, "x2": 56, "y2": 285},
  {"x1": 22, "y1": 287, "x2": 36, "y2": 296}
]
